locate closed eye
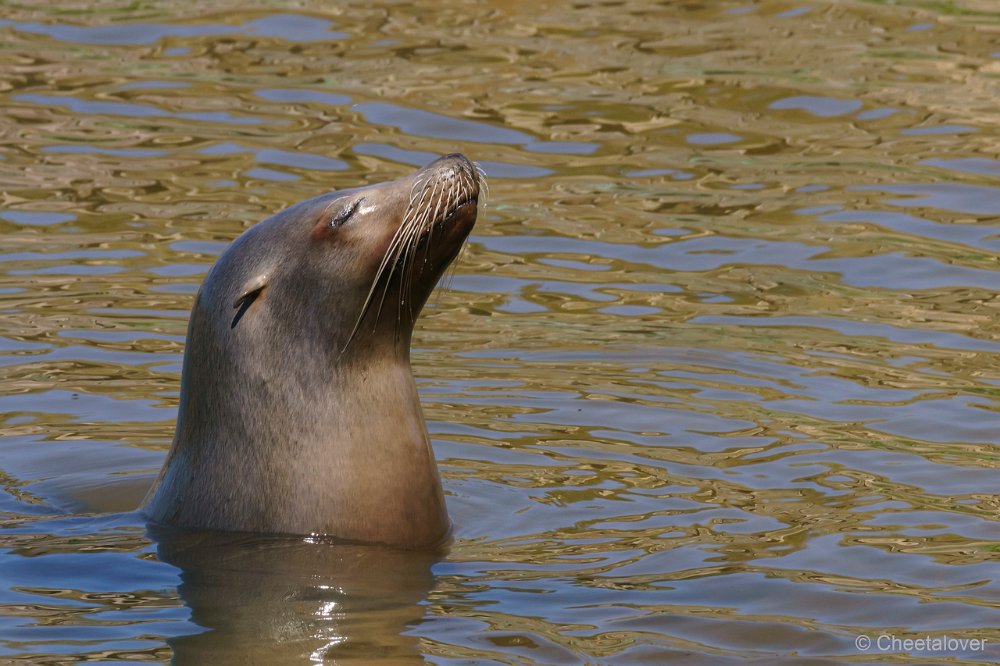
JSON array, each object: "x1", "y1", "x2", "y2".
[{"x1": 331, "y1": 197, "x2": 364, "y2": 228}]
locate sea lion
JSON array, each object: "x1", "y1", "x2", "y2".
[{"x1": 142, "y1": 154, "x2": 481, "y2": 548}]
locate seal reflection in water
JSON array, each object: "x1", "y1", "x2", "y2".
[{"x1": 143, "y1": 154, "x2": 481, "y2": 548}]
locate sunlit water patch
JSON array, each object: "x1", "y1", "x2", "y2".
[{"x1": 1, "y1": 1, "x2": 998, "y2": 664}]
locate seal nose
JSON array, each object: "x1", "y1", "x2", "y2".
[
  {"x1": 434, "y1": 153, "x2": 472, "y2": 174},
  {"x1": 422, "y1": 153, "x2": 480, "y2": 198}
]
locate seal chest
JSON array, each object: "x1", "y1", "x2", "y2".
[{"x1": 143, "y1": 154, "x2": 482, "y2": 548}]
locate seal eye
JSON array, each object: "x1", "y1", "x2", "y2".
[
  {"x1": 312, "y1": 198, "x2": 365, "y2": 242},
  {"x1": 331, "y1": 198, "x2": 363, "y2": 228}
]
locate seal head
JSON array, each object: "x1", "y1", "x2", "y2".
[{"x1": 143, "y1": 154, "x2": 481, "y2": 548}]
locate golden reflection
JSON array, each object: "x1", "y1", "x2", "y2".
[{"x1": 0, "y1": 0, "x2": 998, "y2": 663}]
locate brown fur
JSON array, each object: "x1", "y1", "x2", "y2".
[{"x1": 143, "y1": 155, "x2": 480, "y2": 548}]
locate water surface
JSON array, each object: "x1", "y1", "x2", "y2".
[{"x1": 1, "y1": 1, "x2": 998, "y2": 664}]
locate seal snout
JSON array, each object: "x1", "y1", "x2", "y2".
[
  {"x1": 420, "y1": 153, "x2": 482, "y2": 208},
  {"x1": 341, "y1": 155, "x2": 482, "y2": 352},
  {"x1": 403, "y1": 153, "x2": 483, "y2": 237}
]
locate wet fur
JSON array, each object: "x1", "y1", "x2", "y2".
[{"x1": 143, "y1": 155, "x2": 481, "y2": 548}]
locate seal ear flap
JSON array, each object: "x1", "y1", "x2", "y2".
[{"x1": 231, "y1": 274, "x2": 267, "y2": 330}]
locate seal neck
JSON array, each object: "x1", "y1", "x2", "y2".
[{"x1": 143, "y1": 310, "x2": 449, "y2": 548}]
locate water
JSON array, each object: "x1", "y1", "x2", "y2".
[{"x1": 1, "y1": 1, "x2": 998, "y2": 663}]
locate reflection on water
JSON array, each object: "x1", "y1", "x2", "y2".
[
  {"x1": 1, "y1": 0, "x2": 998, "y2": 663},
  {"x1": 151, "y1": 528, "x2": 439, "y2": 664}
]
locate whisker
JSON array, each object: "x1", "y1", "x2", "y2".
[
  {"x1": 342, "y1": 174, "x2": 439, "y2": 351},
  {"x1": 393, "y1": 222, "x2": 421, "y2": 341},
  {"x1": 374, "y1": 228, "x2": 417, "y2": 335},
  {"x1": 341, "y1": 219, "x2": 414, "y2": 352},
  {"x1": 408, "y1": 175, "x2": 425, "y2": 207},
  {"x1": 473, "y1": 162, "x2": 489, "y2": 206},
  {"x1": 405, "y1": 180, "x2": 441, "y2": 319},
  {"x1": 341, "y1": 157, "x2": 480, "y2": 354}
]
